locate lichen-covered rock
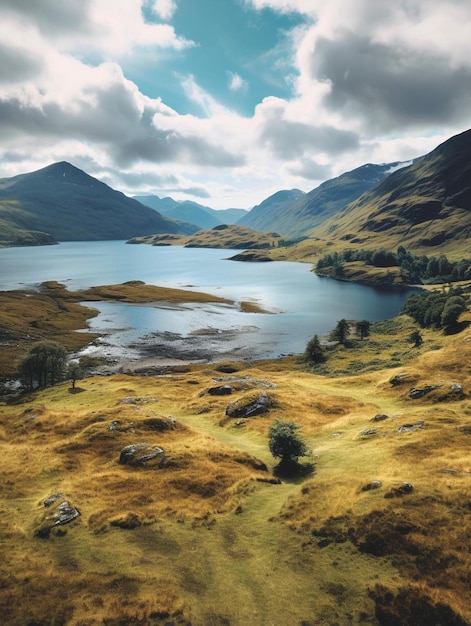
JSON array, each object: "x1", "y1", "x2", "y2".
[
  {"x1": 370, "y1": 414, "x2": 389, "y2": 422},
  {"x1": 225, "y1": 391, "x2": 271, "y2": 418},
  {"x1": 119, "y1": 442, "x2": 165, "y2": 467},
  {"x1": 35, "y1": 495, "x2": 80, "y2": 538}
]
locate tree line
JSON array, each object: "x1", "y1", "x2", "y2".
[{"x1": 316, "y1": 246, "x2": 471, "y2": 284}]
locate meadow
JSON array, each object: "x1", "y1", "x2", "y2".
[{"x1": 1, "y1": 291, "x2": 470, "y2": 624}]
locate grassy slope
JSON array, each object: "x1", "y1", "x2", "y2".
[{"x1": 1, "y1": 309, "x2": 471, "y2": 625}]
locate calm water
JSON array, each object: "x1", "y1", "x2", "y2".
[{"x1": 0, "y1": 241, "x2": 413, "y2": 362}]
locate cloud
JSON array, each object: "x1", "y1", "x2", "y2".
[
  {"x1": 226, "y1": 71, "x2": 248, "y2": 93},
  {"x1": 0, "y1": 0, "x2": 93, "y2": 36},
  {"x1": 0, "y1": 43, "x2": 42, "y2": 84},
  {"x1": 256, "y1": 97, "x2": 359, "y2": 159},
  {"x1": 151, "y1": 0, "x2": 177, "y2": 21}
]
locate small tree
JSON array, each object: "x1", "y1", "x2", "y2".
[
  {"x1": 304, "y1": 334, "x2": 325, "y2": 365},
  {"x1": 66, "y1": 362, "x2": 83, "y2": 389},
  {"x1": 268, "y1": 420, "x2": 308, "y2": 468},
  {"x1": 356, "y1": 320, "x2": 371, "y2": 340},
  {"x1": 329, "y1": 318, "x2": 350, "y2": 345},
  {"x1": 408, "y1": 330, "x2": 423, "y2": 348}
]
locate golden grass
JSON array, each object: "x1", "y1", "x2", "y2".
[{"x1": 1, "y1": 316, "x2": 471, "y2": 624}]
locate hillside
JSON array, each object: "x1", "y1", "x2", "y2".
[
  {"x1": 313, "y1": 128, "x2": 471, "y2": 258},
  {"x1": 239, "y1": 163, "x2": 408, "y2": 238},
  {"x1": 0, "y1": 162, "x2": 196, "y2": 246},
  {"x1": 134, "y1": 195, "x2": 248, "y2": 230},
  {"x1": 128, "y1": 223, "x2": 282, "y2": 250},
  {"x1": 1, "y1": 294, "x2": 471, "y2": 624}
]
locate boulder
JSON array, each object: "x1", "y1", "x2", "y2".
[
  {"x1": 208, "y1": 385, "x2": 233, "y2": 396},
  {"x1": 409, "y1": 385, "x2": 440, "y2": 399},
  {"x1": 361, "y1": 480, "x2": 382, "y2": 492},
  {"x1": 225, "y1": 391, "x2": 271, "y2": 419},
  {"x1": 360, "y1": 429, "x2": 377, "y2": 437},
  {"x1": 119, "y1": 442, "x2": 165, "y2": 467},
  {"x1": 35, "y1": 495, "x2": 80, "y2": 538},
  {"x1": 370, "y1": 414, "x2": 389, "y2": 422},
  {"x1": 397, "y1": 420, "x2": 424, "y2": 433}
]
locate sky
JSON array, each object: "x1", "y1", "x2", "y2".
[{"x1": 0, "y1": 0, "x2": 470, "y2": 210}]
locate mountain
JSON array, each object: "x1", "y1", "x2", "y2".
[
  {"x1": 238, "y1": 189, "x2": 305, "y2": 236},
  {"x1": 312, "y1": 128, "x2": 471, "y2": 256},
  {"x1": 0, "y1": 162, "x2": 196, "y2": 246},
  {"x1": 239, "y1": 163, "x2": 409, "y2": 238},
  {"x1": 134, "y1": 195, "x2": 248, "y2": 230}
]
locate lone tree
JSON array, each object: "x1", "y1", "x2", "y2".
[
  {"x1": 304, "y1": 334, "x2": 325, "y2": 365},
  {"x1": 18, "y1": 341, "x2": 67, "y2": 391},
  {"x1": 356, "y1": 320, "x2": 371, "y2": 340},
  {"x1": 268, "y1": 419, "x2": 309, "y2": 470},
  {"x1": 329, "y1": 318, "x2": 350, "y2": 345},
  {"x1": 66, "y1": 361, "x2": 84, "y2": 389}
]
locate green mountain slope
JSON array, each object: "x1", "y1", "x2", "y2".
[
  {"x1": 0, "y1": 162, "x2": 195, "y2": 246},
  {"x1": 313, "y1": 128, "x2": 471, "y2": 257},
  {"x1": 239, "y1": 163, "x2": 408, "y2": 238}
]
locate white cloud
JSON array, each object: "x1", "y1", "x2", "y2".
[
  {"x1": 226, "y1": 71, "x2": 248, "y2": 93},
  {"x1": 0, "y1": 0, "x2": 470, "y2": 209},
  {"x1": 151, "y1": 0, "x2": 177, "y2": 21}
]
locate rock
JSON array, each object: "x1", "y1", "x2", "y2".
[
  {"x1": 389, "y1": 373, "x2": 412, "y2": 386},
  {"x1": 397, "y1": 420, "x2": 424, "y2": 433},
  {"x1": 409, "y1": 385, "x2": 440, "y2": 399},
  {"x1": 225, "y1": 391, "x2": 271, "y2": 419},
  {"x1": 450, "y1": 383, "x2": 463, "y2": 394},
  {"x1": 384, "y1": 482, "x2": 414, "y2": 498},
  {"x1": 43, "y1": 493, "x2": 66, "y2": 507},
  {"x1": 35, "y1": 495, "x2": 80, "y2": 538},
  {"x1": 119, "y1": 442, "x2": 165, "y2": 467},
  {"x1": 208, "y1": 385, "x2": 233, "y2": 396},
  {"x1": 370, "y1": 414, "x2": 389, "y2": 422},
  {"x1": 361, "y1": 480, "x2": 382, "y2": 492},
  {"x1": 360, "y1": 429, "x2": 377, "y2": 437}
]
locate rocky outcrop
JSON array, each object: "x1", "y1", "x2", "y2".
[
  {"x1": 118, "y1": 442, "x2": 166, "y2": 467},
  {"x1": 225, "y1": 391, "x2": 271, "y2": 419},
  {"x1": 35, "y1": 494, "x2": 80, "y2": 538}
]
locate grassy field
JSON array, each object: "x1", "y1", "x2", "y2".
[{"x1": 1, "y1": 302, "x2": 471, "y2": 624}]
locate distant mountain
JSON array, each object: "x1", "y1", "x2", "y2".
[
  {"x1": 239, "y1": 163, "x2": 410, "y2": 238},
  {"x1": 0, "y1": 162, "x2": 196, "y2": 246},
  {"x1": 134, "y1": 195, "x2": 248, "y2": 230},
  {"x1": 238, "y1": 190, "x2": 305, "y2": 236},
  {"x1": 312, "y1": 128, "x2": 471, "y2": 255}
]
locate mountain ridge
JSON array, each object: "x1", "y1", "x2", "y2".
[{"x1": 0, "y1": 162, "x2": 196, "y2": 246}]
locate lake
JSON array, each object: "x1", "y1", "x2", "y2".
[{"x1": 0, "y1": 241, "x2": 414, "y2": 364}]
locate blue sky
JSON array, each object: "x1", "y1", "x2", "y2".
[
  {"x1": 135, "y1": 1, "x2": 306, "y2": 116},
  {"x1": 0, "y1": 0, "x2": 470, "y2": 208}
]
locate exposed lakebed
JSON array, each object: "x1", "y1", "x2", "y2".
[{"x1": 0, "y1": 241, "x2": 415, "y2": 367}]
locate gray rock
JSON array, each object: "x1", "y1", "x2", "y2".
[
  {"x1": 119, "y1": 442, "x2": 165, "y2": 466},
  {"x1": 35, "y1": 496, "x2": 80, "y2": 538},
  {"x1": 370, "y1": 414, "x2": 389, "y2": 422},
  {"x1": 397, "y1": 420, "x2": 424, "y2": 433},
  {"x1": 208, "y1": 385, "x2": 233, "y2": 396},
  {"x1": 225, "y1": 391, "x2": 271, "y2": 418},
  {"x1": 409, "y1": 385, "x2": 440, "y2": 399},
  {"x1": 361, "y1": 480, "x2": 382, "y2": 492},
  {"x1": 389, "y1": 373, "x2": 412, "y2": 386},
  {"x1": 360, "y1": 429, "x2": 377, "y2": 437}
]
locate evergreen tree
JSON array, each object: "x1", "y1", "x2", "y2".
[{"x1": 304, "y1": 334, "x2": 325, "y2": 365}]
